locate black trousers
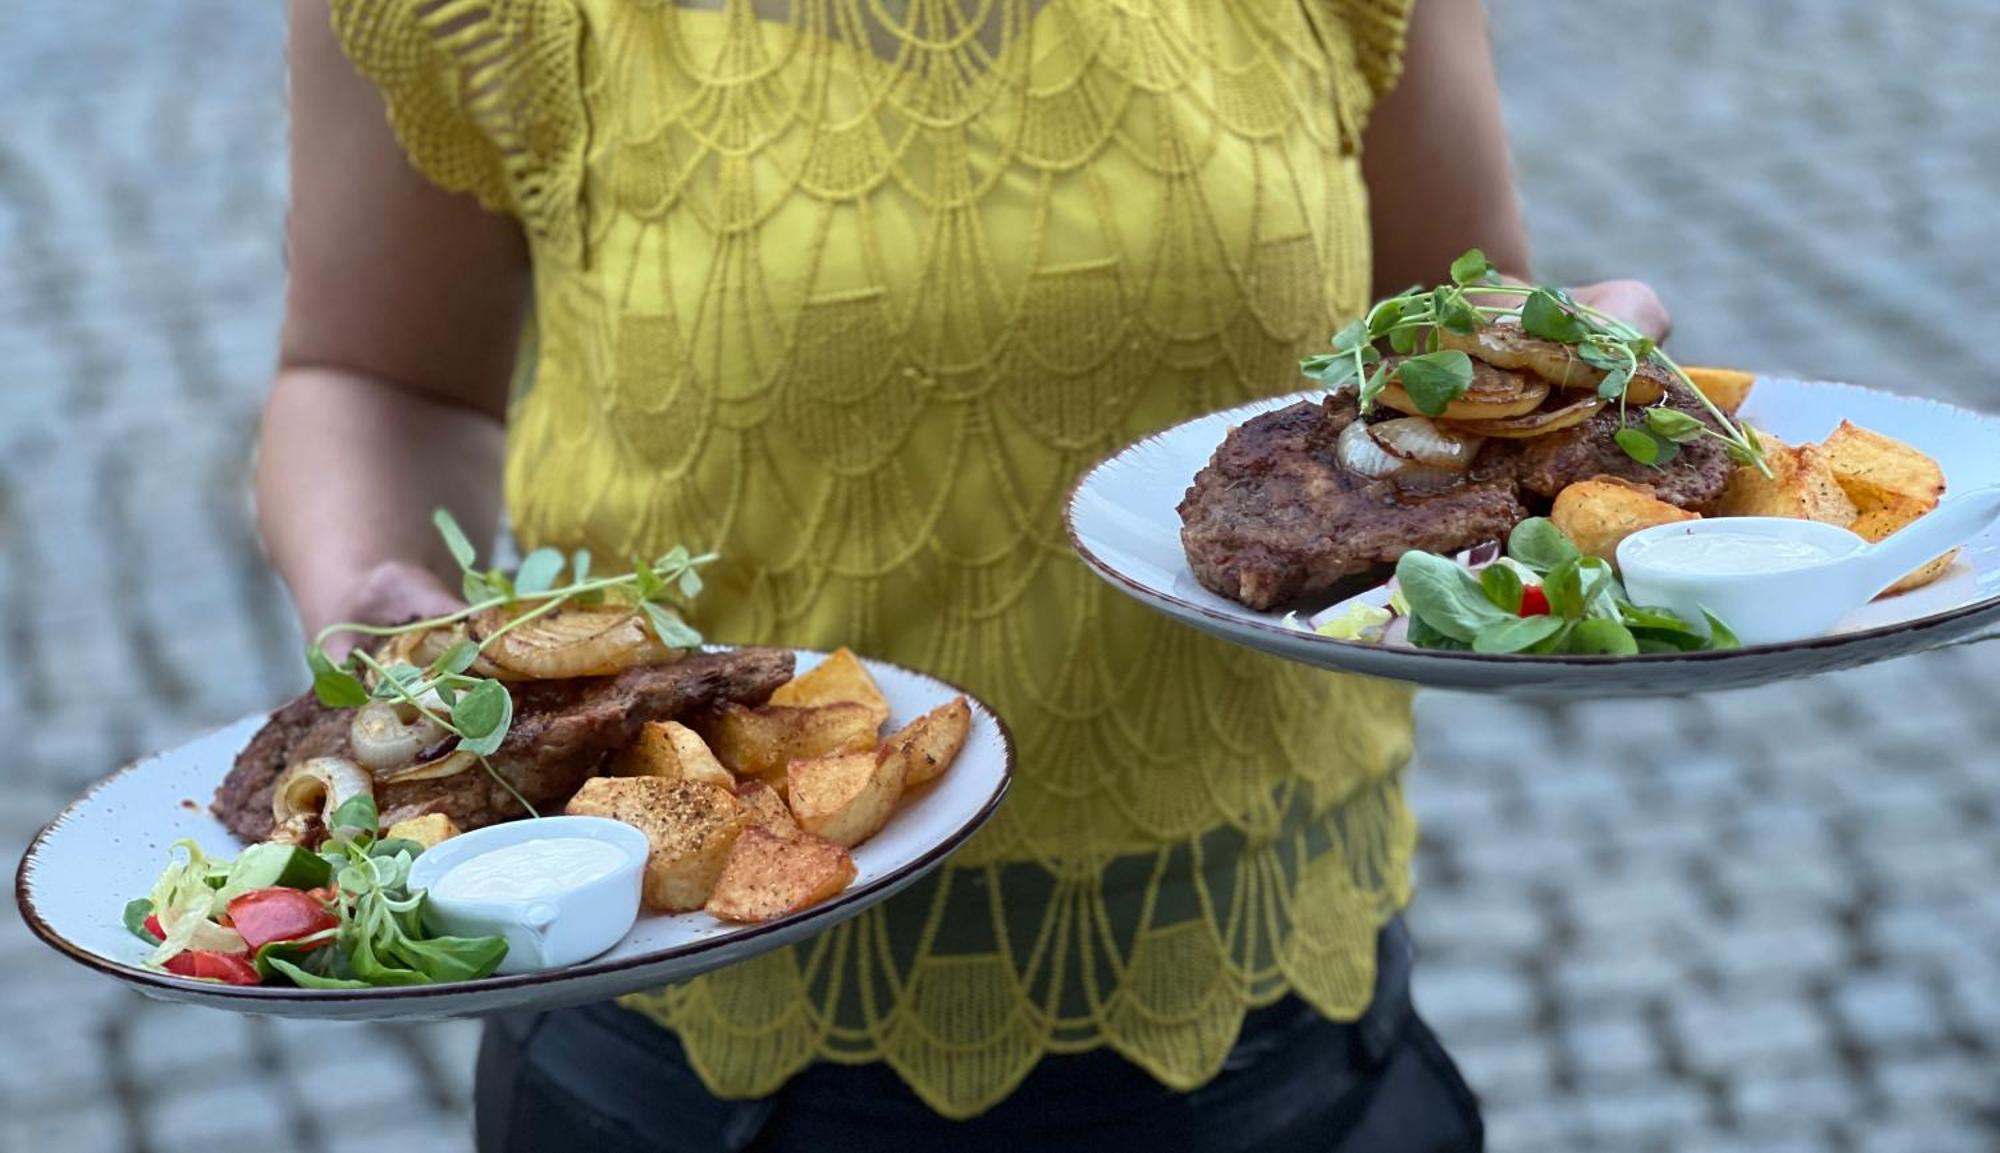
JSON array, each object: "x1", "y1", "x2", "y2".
[{"x1": 476, "y1": 920, "x2": 1483, "y2": 1152}]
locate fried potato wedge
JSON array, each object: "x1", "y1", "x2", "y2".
[
  {"x1": 696, "y1": 702, "x2": 880, "y2": 781},
  {"x1": 705, "y1": 828, "x2": 857, "y2": 923},
  {"x1": 786, "y1": 751, "x2": 905, "y2": 849},
  {"x1": 766, "y1": 647, "x2": 891, "y2": 729},
  {"x1": 1551, "y1": 478, "x2": 1701, "y2": 564},
  {"x1": 385, "y1": 812, "x2": 461, "y2": 849},
  {"x1": 614, "y1": 720, "x2": 736, "y2": 790},
  {"x1": 1819, "y1": 420, "x2": 1945, "y2": 524},
  {"x1": 1714, "y1": 441, "x2": 1859, "y2": 525},
  {"x1": 565, "y1": 777, "x2": 748, "y2": 912},
  {"x1": 737, "y1": 779, "x2": 801, "y2": 840},
  {"x1": 1850, "y1": 507, "x2": 1959, "y2": 596},
  {"x1": 879, "y1": 696, "x2": 971, "y2": 788},
  {"x1": 1681, "y1": 367, "x2": 1757, "y2": 415}
]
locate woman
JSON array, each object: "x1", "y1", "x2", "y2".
[{"x1": 265, "y1": 0, "x2": 1668, "y2": 1148}]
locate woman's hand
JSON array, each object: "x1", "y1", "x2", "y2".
[
  {"x1": 320, "y1": 560, "x2": 466, "y2": 659},
  {"x1": 1568, "y1": 280, "x2": 1673, "y2": 343}
]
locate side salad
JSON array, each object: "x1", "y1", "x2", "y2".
[
  {"x1": 125, "y1": 795, "x2": 506, "y2": 988},
  {"x1": 1301, "y1": 519, "x2": 1741, "y2": 655}
]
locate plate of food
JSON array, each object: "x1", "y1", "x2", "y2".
[
  {"x1": 16, "y1": 525, "x2": 1012, "y2": 1018},
  {"x1": 1066, "y1": 251, "x2": 2000, "y2": 695}
]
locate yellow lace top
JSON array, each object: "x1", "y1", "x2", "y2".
[{"x1": 331, "y1": 0, "x2": 1417, "y2": 1118}]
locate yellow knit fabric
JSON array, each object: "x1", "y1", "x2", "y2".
[{"x1": 330, "y1": 0, "x2": 1418, "y2": 1119}]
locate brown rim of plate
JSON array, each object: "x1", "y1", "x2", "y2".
[
  {"x1": 1062, "y1": 382, "x2": 2000, "y2": 667},
  {"x1": 13, "y1": 648, "x2": 1016, "y2": 1003}
]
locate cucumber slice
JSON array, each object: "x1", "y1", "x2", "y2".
[{"x1": 227, "y1": 843, "x2": 335, "y2": 893}]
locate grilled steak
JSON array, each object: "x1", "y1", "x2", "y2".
[
  {"x1": 213, "y1": 647, "x2": 795, "y2": 841},
  {"x1": 1512, "y1": 378, "x2": 1734, "y2": 509},
  {"x1": 1178, "y1": 334, "x2": 1737, "y2": 610},
  {"x1": 1178, "y1": 393, "x2": 1528, "y2": 610}
]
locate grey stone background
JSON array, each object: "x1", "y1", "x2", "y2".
[{"x1": 2, "y1": 1, "x2": 1995, "y2": 1151}]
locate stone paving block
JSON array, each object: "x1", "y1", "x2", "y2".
[
  {"x1": 1727, "y1": 1064, "x2": 1867, "y2": 1130},
  {"x1": 125, "y1": 1003, "x2": 258, "y2": 1088},
  {"x1": 1577, "y1": 1080, "x2": 1711, "y2": 1146},
  {"x1": 1479, "y1": 1099, "x2": 1590, "y2": 1153},
  {"x1": 0, "y1": 1103, "x2": 127, "y2": 1153},
  {"x1": 1702, "y1": 914, "x2": 1849, "y2": 987},
  {"x1": 1560, "y1": 1011, "x2": 1662, "y2": 1087},
  {"x1": 414, "y1": 1021, "x2": 485, "y2": 1107},
  {"x1": 1552, "y1": 933, "x2": 1695, "y2": 1009},
  {"x1": 1849, "y1": 1115, "x2": 1998, "y2": 1153},
  {"x1": 1671, "y1": 993, "x2": 1834, "y2": 1077},
  {"x1": 1412, "y1": 960, "x2": 1538, "y2": 1037},
  {"x1": 1437, "y1": 1031, "x2": 1556, "y2": 1102},
  {"x1": 1831, "y1": 973, "x2": 1948, "y2": 1050},
  {"x1": 1404, "y1": 882, "x2": 1547, "y2": 960},
  {"x1": 140, "y1": 1078, "x2": 293, "y2": 1145},
  {"x1": 1565, "y1": 870, "x2": 1707, "y2": 938},
  {"x1": 1870, "y1": 1052, "x2": 1998, "y2": 1115}
]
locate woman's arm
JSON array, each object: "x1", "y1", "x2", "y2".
[
  {"x1": 1362, "y1": 0, "x2": 1529, "y2": 289},
  {"x1": 1361, "y1": 0, "x2": 1670, "y2": 339},
  {"x1": 261, "y1": 0, "x2": 531, "y2": 643}
]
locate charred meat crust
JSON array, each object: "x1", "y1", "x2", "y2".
[
  {"x1": 212, "y1": 647, "x2": 796, "y2": 841},
  {"x1": 1178, "y1": 394, "x2": 1528, "y2": 611},
  {"x1": 1177, "y1": 359, "x2": 1734, "y2": 611}
]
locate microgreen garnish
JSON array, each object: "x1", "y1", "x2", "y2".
[
  {"x1": 1301, "y1": 250, "x2": 1768, "y2": 474},
  {"x1": 1392, "y1": 518, "x2": 1739, "y2": 655},
  {"x1": 308, "y1": 513, "x2": 718, "y2": 804}
]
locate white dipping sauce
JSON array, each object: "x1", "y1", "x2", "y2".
[
  {"x1": 1632, "y1": 531, "x2": 1843, "y2": 575},
  {"x1": 431, "y1": 837, "x2": 628, "y2": 903}
]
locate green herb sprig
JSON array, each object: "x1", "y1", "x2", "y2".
[
  {"x1": 1300, "y1": 249, "x2": 1768, "y2": 474},
  {"x1": 307, "y1": 511, "x2": 718, "y2": 805},
  {"x1": 1394, "y1": 518, "x2": 1739, "y2": 655}
]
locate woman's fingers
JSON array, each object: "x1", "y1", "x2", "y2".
[
  {"x1": 1567, "y1": 279, "x2": 1673, "y2": 343},
  {"x1": 324, "y1": 560, "x2": 466, "y2": 659}
]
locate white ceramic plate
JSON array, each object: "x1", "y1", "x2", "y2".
[
  {"x1": 1067, "y1": 378, "x2": 2000, "y2": 696},
  {"x1": 15, "y1": 649, "x2": 1012, "y2": 1019}
]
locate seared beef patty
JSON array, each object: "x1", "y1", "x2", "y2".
[
  {"x1": 1512, "y1": 384, "x2": 1734, "y2": 509},
  {"x1": 1177, "y1": 393, "x2": 1528, "y2": 611},
  {"x1": 213, "y1": 647, "x2": 795, "y2": 841},
  {"x1": 1178, "y1": 349, "x2": 1735, "y2": 611}
]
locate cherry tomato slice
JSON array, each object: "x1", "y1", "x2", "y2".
[
  {"x1": 226, "y1": 888, "x2": 339, "y2": 954},
  {"x1": 1520, "y1": 586, "x2": 1552, "y2": 616},
  {"x1": 144, "y1": 914, "x2": 165, "y2": 941},
  {"x1": 163, "y1": 949, "x2": 262, "y2": 986}
]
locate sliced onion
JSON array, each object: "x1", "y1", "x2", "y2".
[
  {"x1": 472, "y1": 606, "x2": 680, "y2": 680},
  {"x1": 380, "y1": 625, "x2": 508, "y2": 680},
  {"x1": 375, "y1": 748, "x2": 479, "y2": 784},
  {"x1": 1439, "y1": 325, "x2": 1667, "y2": 404},
  {"x1": 1440, "y1": 395, "x2": 1608, "y2": 439},
  {"x1": 158, "y1": 902, "x2": 247, "y2": 955},
  {"x1": 1337, "y1": 419, "x2": 1467, "y2": 491},
  {"x1": 271, "y1": 756, "x2": 374, "y2": 844},
  {"x1": 351, "y1": 701, "x2": 449, "y2": 773},
  {"x1": 1366, "y1": 416, "x2": 1486, "y2": 469}
]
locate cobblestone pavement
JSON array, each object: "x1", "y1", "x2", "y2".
[{"x1": 3, "y1": 2, "x2": 1997, "y2": 1152}]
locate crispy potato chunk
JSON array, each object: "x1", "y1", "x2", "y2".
[
  {"x1": 1819, "y1": 420, "x2": 1945, "y2": 524},
  {"x1": 766, "y1": 648, "x2": 891, "y2": 730},
  {"x1": 1551, "y1": 479, "x2": 1701, "y2": 564},
  {"x1": 705, "y1": 828, "x2": 856, "y2": 923},
  {"x1": 696, "y1": 702, "x2": 879, "y2": 780},
  {"x1": 1714, "y1": 442, "x2": 1859, "y2": 525},
  {"x1": 737, "y1": 780, "x2": 801, "y2": 840},
  {"x1": 1817, "y1": 421, "x2": 1950, "y2": 594},
  {"x1": 879, "y1": 696, "x2": 971, "y2": 788},
  {"x1": 385, "y1": 812, "x2": 461, "y2": 849},
  {"x1": 614, "y1": 720, "x2": 736, "y2": 790},
  {"x1": 1850, "y1": 508, "x2": 1959, "y2": 596},
  {"x1": 565, "y1": 777, "x2": 748, "y2": 912},
  {"x1": 1681, "y1": 367, "x2": 1756, "y2": 415},
  {"x1": 786, "y1": 751, "x2": 905, "y2": 848}
]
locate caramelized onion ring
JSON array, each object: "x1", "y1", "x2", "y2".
[
  {"x1": 1377, "y1": 376, "x2": 1550, "y2": 421},
  {"x1": 1438, "y1": 394, "x2": 1608, "y2": 439}
]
